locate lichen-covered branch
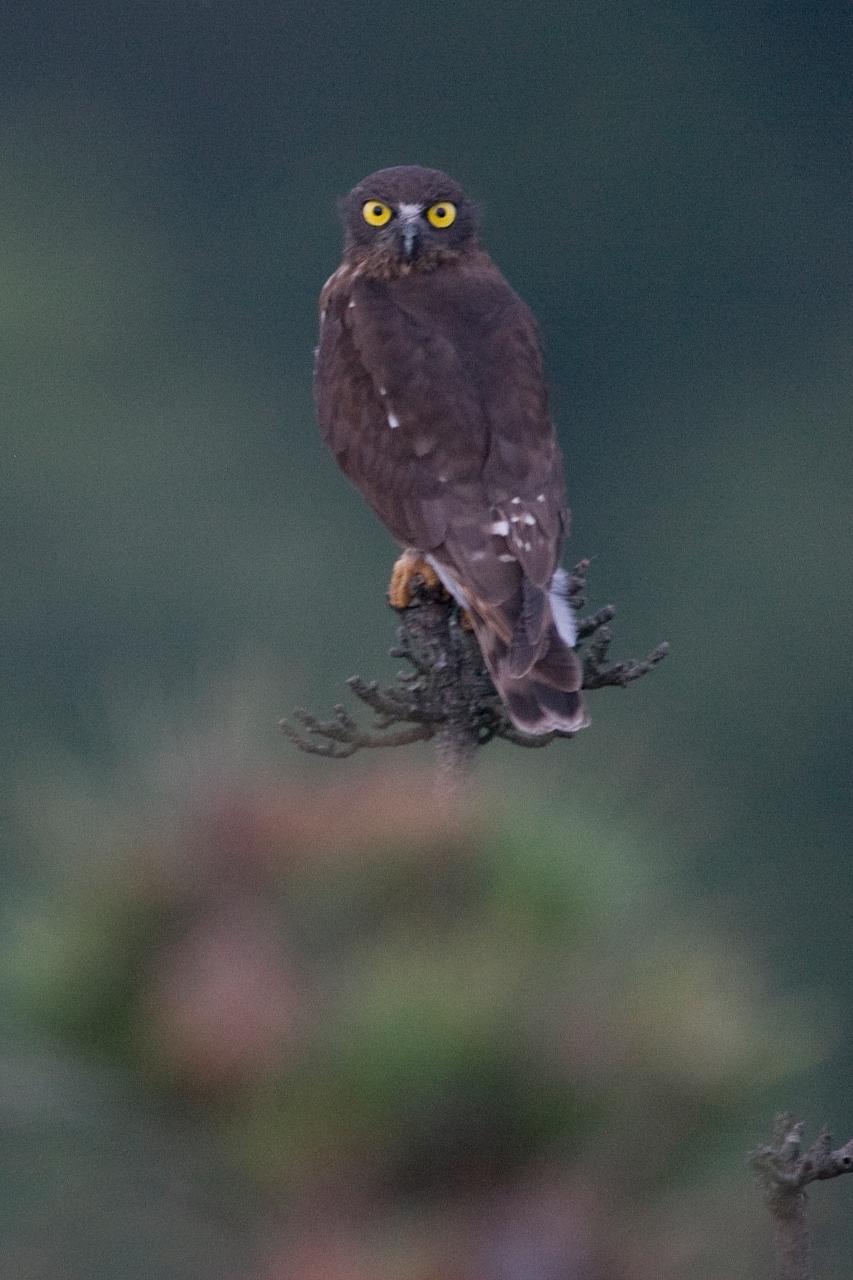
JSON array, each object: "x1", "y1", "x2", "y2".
[
  {"x1": 750, "y1": 1113, "x2": 853, "y2": 1280},
  {"x1": 281, "y1": 559, "x2": 667, "y2": 778}
]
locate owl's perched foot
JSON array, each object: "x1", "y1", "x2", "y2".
[{"x1": 388, "y1": 550, "x2": 445, "y2": 608}]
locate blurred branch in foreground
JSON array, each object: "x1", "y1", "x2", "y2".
[
  {"x1": 751, "y1": 1114, "x2": 853, "y2": 1280},
  {"x1": 281, "y1": 558, "x2": 667, "y2": 789}
]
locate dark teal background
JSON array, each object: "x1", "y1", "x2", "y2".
[{"x1": 2, "y1": 3, "x2": 852, "y2": 1276}]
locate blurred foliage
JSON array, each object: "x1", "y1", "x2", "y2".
[
  {"x1": 0, "y1": 705, "x2": 828, "y2": 1276},
  {"x1": 1, "y1": 0, "x2": 852, "y2": 1275}
]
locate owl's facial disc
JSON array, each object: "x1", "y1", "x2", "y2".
[{"x1": 346, "y1": 169, "x2": 474, "y2": 269}]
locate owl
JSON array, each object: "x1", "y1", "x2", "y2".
[{"x1": 313, "y1": 165, "x2": 588, "y2": 736}]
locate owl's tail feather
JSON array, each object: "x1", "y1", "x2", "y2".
[
  {"x1": 471, "y1": 595, "x2": 589, "y2": 737},
  {"x1": 502, "y1": 676, "x2": 587, "y2": 738}
]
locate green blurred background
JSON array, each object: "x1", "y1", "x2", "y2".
[{"x1": 2, "y1": 2, "x2": 852, "y2": 1276}]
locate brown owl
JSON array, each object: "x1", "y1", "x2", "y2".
[{"x1": 314, "y1": 165, "x2": 588, "y2": 736}]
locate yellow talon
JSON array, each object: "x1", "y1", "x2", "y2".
[{"x1": 388, "y1": 550, "x2": 443, "y2": 608}]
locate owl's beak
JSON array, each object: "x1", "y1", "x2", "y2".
[{"x1": 397, "y1": 209, "x2": 422, "y2": 259}]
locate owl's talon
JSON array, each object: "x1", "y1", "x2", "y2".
[{"x1": 388, "y1": 550, "x2": 443, "y2": 608}]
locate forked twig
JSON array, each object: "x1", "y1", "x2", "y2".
[
  {"x1": 280, "y1": 703, "x2": 434, "y2": 759},
  {"x1": 751, "y1": 1113, "x2": 853, "y2": 1280}
]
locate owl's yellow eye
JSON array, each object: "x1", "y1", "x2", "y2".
[
  {"x1": 426, "y1": 202, "x2": 457, "y2": 228},
  {"x1": 362, "y1": 200, "x2": 393, "y2": 227}
]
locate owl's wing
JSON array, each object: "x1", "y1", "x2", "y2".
[
  {"x1": 315, "y1": 268, "x2": 491, "y2": 552},
  {"x1": 315, "y1": 260, "x2": 566, "y2": 598}
]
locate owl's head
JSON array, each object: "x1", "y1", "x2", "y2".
[{"x1": 340, "y1": 166, "x2": 479, "y2": 270}]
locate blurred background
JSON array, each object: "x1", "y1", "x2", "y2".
[{"x1": 2, "y1": 2, "x2": 852, "y2": 1276}]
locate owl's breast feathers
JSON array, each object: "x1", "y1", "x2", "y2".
[{"x1": 314, "y1": 248, "x2": 587, "y2": 736}]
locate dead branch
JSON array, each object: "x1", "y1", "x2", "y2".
[
  {"x1": 281, "y1": 559, "x2": 667, "y2": 786},
  {"x1": 751, "y1": 1113, "x2": 853, "y2": 1280}
]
